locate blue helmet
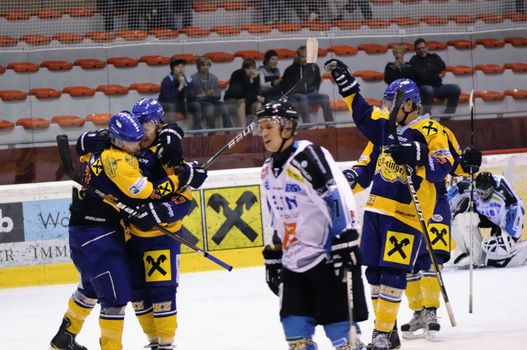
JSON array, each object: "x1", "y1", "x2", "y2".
[
  {"x1": 384, "y1": 78, "x2": 421, "y2": 106},
  {"x1": 108, "y1": 111, "x2": 144, "y2": 142},
  {"x1": 132, "y1": 98, "x2": 165, "y2": 124}
]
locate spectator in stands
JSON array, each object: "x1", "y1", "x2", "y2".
[
  {"x1": 176, "y1": 0, "x2": 194, "y2": 28},
  {"x1": 280, "y1": 45, "x2": 334, "y2": 123},
  {"x1": 224, "y1": 59, "x2": 265, "y2": 127},
  {"x1": 258, "y1": 50, "x2": 283, "y2": 103},
  {"x1": 97, "y1": 0, "x2": 118, "y2": 31},
  {"x1": 410, "y1": 38, "x2": 461, "y2": 114},
  {"x1": 158, "y1": 57, "x2": 202, "y2": 130},
  {"x1": 384, "y1": 44, "x2": 415, "y2": 85},
  {"x1": 191, "y1": 56, "x2": 233, "y2": 129},
  {"x1": 333, "y1": 0, "x2": 373, "y2": 20},
  {"x1": 517, "y1": 0, "x2": 525, "y2": 14}
]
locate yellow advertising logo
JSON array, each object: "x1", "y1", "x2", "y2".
[
  {"x1": 376, "y1": 151, "x2": 407, "y2": 183},
  {"x1": 428, "y1": 222, "x2": 450, "y2": 252},
  {"x1": 204, "y1": 185, "x2": 263, "y2": 251},
  {"x1": 90, "y1": 158, "x2": 104, "y2": 176},
  {"x1": 180, "y1": 190, "x2": 204, "y2": 254},
  {"x1": 157, "y1": 180, "x2": 174, "y2": 197},
  {"x1": 383, "y1": 230, "x2": 415, "y2": 265},
  {"x1": 143, "y1": 249, "x2": 171, "y2": 282}
]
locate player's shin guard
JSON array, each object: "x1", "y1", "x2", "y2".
[
  {"x1": 132, "y1": 299, "x2": 157, "y2": 346},
  {"x1": 150, "y1": 287, "x2": 178, "y2": 347},
  {"x1": 374, "y1": 285, "x2": 403, "y2": 333},
  {"x1": 404, "y1": 273, "x2": 423, "y2": 311},
  {"x1": 420, "y1": 270, "x2": 440, "y2": 310},
  {"x1": 99, "y1": 306, "x2": 126, "y2": 350}
]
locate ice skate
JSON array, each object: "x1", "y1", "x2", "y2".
[
  {"x1": 366, "y1": 325, "x2": 399, "y2": 350},
  {"x1": 370, "y1": 330, "x2": 390, "y2": 350},
  {"x1": 49, "y1": 317, "x2": 87, "y2": 350},
  {"x1": 423, "y1": 307, "x2": 440, "y2": 340},
  {"x1": 400, "y1": 309, "x2": 425, "y2": 339}
]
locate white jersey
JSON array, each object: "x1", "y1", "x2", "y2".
[
  {"x1": 261, "y1": 140, "x2": 358, "y2": 273},
  {"x1": 447, "y1": 175, "x2": 525, "y2": 239}
]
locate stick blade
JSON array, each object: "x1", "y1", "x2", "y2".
[
  {"x1": 469, "y1": 89, "x2": 474, "y2": 110},
  {"x1": 306, "y1": 38, "x2": 318, "y2": 64}
]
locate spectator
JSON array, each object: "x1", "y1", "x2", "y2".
[
  {"x1": 224, "y1": 59, "x2": 265, "y2": 127},
  {"x1": 258, "y1": 50, "x2": 282, "y2": 103},
  {"x1": 384, "y1": 44, "x2": 415, "y2": 85},
  {"x1": 517, "y1": 0, "x2": 525, "y2": 14},
  {"x1": 176, "y1": 0, "x2": 193, "y2": 28},
  {"x1": 280, "y1": 45, "x2": 334, "y2": 123},
  {"x1": 333, "y1": 0, "x2": 372, "y2": 20},
  {"x1": 191, "y1": 56, "x2": 233, "y2": 129},
  {"x1": 158, "y1": 57, "x2": 202, "y2": 130},
  {"x1": 410, "y1": 38, "x2": 461, "y2": 114}
]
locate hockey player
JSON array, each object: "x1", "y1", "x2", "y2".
[
  {"x1": 50, "y1": 111, "x2": 201, "y2": 350},
  {"x1": 258, "y1": 100, "x2": 368, "y2": 350},
  {"x1": 447, "y1": 171, "x2": 525, "y2": 268},
  {"x1": 326, "y1": 58, "x2": 454, "y2": 350}
]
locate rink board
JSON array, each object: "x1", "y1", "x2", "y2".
[{"x1": 1, "y1": 154, "x2": 526, "y2": 288}]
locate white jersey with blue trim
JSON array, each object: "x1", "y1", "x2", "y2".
[{"x1": 261, "y1": 140, "x2": 358, "y2": 273}]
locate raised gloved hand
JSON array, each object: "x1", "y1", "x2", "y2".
[
  {"x1": 331, "y1": 229, "x2": 361, "y2": 281},
  {"x1": 262, "y1": 244, "x2": 282, "y2": 296},
  {"x1": 175, "y1": 161, "x2": 208, "y2": 189},
  {"x1": 126, "y1": 202, "x2": 174, "y2": 231},
  {"x1": 461, "y1": 146, "x2": 482, "y2": 174},
  {"x1": 323, "y1": 58, "x2": 360, "y2": 97},
  {"x1": 387, "y1": 141, "x2": 429, "y2": 166},
  {"x1": 343, "y1": 168, "x2": 359, "y2": 189},
  {"x1": 76, "y1": 129, "x2": 111, "y2": 155},
  {"x1": 157, "y1": 123, "x2": 185, "y2": 167}
]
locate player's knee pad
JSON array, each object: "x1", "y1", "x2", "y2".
[
  {"x1": 149, "y1": 287, "x2": 177, "y2": 317},
  {"x1": 282, "y1": 315, "x2": 317, "y2": 341},
  {"x1": 322, "y1": 321, "x2": 350, "y2": 348}
]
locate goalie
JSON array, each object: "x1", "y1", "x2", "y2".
[{"x1": 447, "y1": 171, "x2": 526, "y2": 267}]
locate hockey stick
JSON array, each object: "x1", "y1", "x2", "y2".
[
  {"x1": 203, "y1": 38, "x2": 319, "y2": 169},
  {"x1": 56, "y1": 135, "x2": 233, "y2": 271},
  {"x1": 388, "y1": 89, "x2": 457, "y2": 327},
  {"x1": 346, "y1": 270, "x2": 357, "y2": 348},
  {"x1": 468, "y1": 89, "x2": 475, "y2": 313}
]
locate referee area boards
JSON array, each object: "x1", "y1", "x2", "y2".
[{"x1": 1, "y1": 154, "x2": 526, "y2": 288}]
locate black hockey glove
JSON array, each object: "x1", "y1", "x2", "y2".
[
  {"x1": 76, "y1": 129, "x2": 110, "y2": 155},
  {"x1": 331, "y1": 229, "x2": 361, "y2": 281},
  {"x1": 175, "y1": 161, "x2": 208, "y2": 189},
  {"x1": 453, "y1": 196, "x2": 470, "y2": 217},
  {"x1": 461, "y1": 146, "x2": 482, "y2": 174},
  {"x1": 323, "y1": 58, "x2": 360, "y2": 97},
  {"x1": 387, "y1": 141, "x2": 429, "y2": 167},
  {"x1": 456, "y1": 180, "x2": 470, "y2": 194},
  {"x1": 262, "y1": 244, "x2": 282, "y2": 296},
  {"x1": 343, "y1": 168, "x2": 359, "y2": 189},
  {"x1": 157, "y1": 123, "x2": 185, "y2": 168},
  {"x1": 126, "y1": 202, "x2": 175, "y2": 231}
]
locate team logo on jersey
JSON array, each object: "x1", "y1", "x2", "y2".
[
  {"x1": 428, "y1": 223, "x2": 450, "y2": 252},
  {"x1": 157, "y1": 180, "x2": 174, "y2": 197},
  {"x1": 143, "y1": 249, "x2": 171, "y2": 282},
  {"x1": 376, "y1": 152, "x2": 407, "y2": 183},
  {"x1": 103, "y1": 156, "x2": 118, "y2": 178},
  {"x1": 124, "y1": 154, "x2": 139, "y2": 169},
  {"x1": 384, "y1": 231, "x2": 415, "y2": 265},
  {"x1": 90, "y1": 158, "x2": 104, "y2": 176},
  {"x1": 286, "y1": 166, "x2": 305, "y2": 183},
  {"x1": 421, "y1": 121, "x2": 438, "y2": 136}
]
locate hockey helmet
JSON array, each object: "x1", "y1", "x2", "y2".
[
  {"x1": 132, "y1": 98, "x2": 165, "y2": 125},
  {"x1": 383, "y1": 78, "x2": 421, "y2": 108},
  {"x1": 256, "y1": 100, "x2": 299, "y2": 135},
  {"x1": 108, "y1": 111, "x2": 144, "y2": 143},
  {"x1": 475, "y1": 171, "x2": 496, "y2": 200}
]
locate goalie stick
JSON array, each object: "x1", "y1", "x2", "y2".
[
  {"x1": 388, "y1": 89, "x2": 457, "y2": 327},
  {"x1": 56, "y1": 134, "x2": 233, "y2": 271}
]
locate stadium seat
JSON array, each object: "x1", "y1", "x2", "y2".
[
  {"x1": 358, "y1": 44, "x2": 388, "y2": 54},
  {"x1": 149, "y1": 29, "x2": 179, "y2": 39},
  {"x1": 29, "y1": 88, "x2": 62, "y2": 99},
  {"x1": 193, "y1": 2, "x2": 218, "y2": 12},
  {"x1": 107, "y1": 57, "x2": 139, "y2": 68},
  {"x1": 400, "y1": 0, "x2": 421, "y2": 3},
  {"x1": 420, "y1": 16, "x2": 449, "y2": 26},
  {"x1": 62, "y1": 86, "x2": 96, "y2": 97},
  {"x1": 0, "y1": 90, "x2": 27, "y2": 101},
  {"x1": 474, "y1": 64, "x2": 505, "y2": 74},
  {"x1": 426, "y1": 40, "x2": 447, "y2": 51},
  {"x1": 7, "y1": 61, "x2": 39, "y2": 73},
  {"x1": 335, "y1": 20, "x2": 362, "y2": 30},
  {"x1": 63, "y1": 8, "x2": 95, "y2": 17},
  {"x1": 391, "y1": 17, "x2": 420, "y2": 27},
  {"x1": 139, "y1": 55, "x2": 170, "y2": 66},
  {"x1": 51, "y1": 115, "x2": 85, "y2": 127},
  {"x1": 448, "y1": 15, "x2": 477, "y2": 25},
  {"x1": 505, "y1": 89, "x2": 527, "y2": 100},
  {"x1": 217, "y1": 80, "x2": 229, "y2": 90},
  {"x1": 0, "y1": 119, "x2": 15, "y2": 131},
  {"x1": 0, "y1": 35, "x2": 18, "y2": 47},
  {"x1": 306, "y1": 21, "x2": 331, "y2": 31},
  {"x1": 241, "y1": 23, "x2": 273, "y2": 34},
  {"x1": 477, "y1": 14, "x2": 504, "y2": 24},
  {"x1": 504, "y1": 12, "x2": 527, "y2": 22},
  {"x1": 221, "y1": 1, "x2": 248, "y2": 11},
  {"x1": 475, "y1": 38, "x2": 506, "y2": 48},
  {"x1": 273, "y1": 48, "x2": 296, "y2": 59},
  {"x1": 33, "y1": 9, "x2": 62, "y2": 19},
  {"x1": 328, "y1": 45, "x2": 358, "y2": 56},
  {"x1": 180, "y1": 27, "x2": 211, "y2": 37},
  {"x1": 86, "y1": 113, "x2": 111, "y2": 125},
  {"x1": 273, "y1": 23, "x2": 303, "y2": 33},
  {"x1": 211, "y1": 26, "x2": 242, "y2": 36},
  {"x1": 4, "y1": 11, "x2": 31, "y2": 21},
  {"x1": 446, "y1": 65, "x2": 474, "y2": 75},
  {"x1": 204, "y1": 52, "x2": 236, "y2": 62},
  {"x1": 0, "y1": 65, "x2": 4, "y2": 74},
  {"x1": 503, "y1": 37, "x2": 527, "y2": 47},
  {"x1": 20, "y1": 34, "x2": 52, "y2": 46},
  {"x1": 371, "y1": 0, "x2": 394, "y2": 4},
  {"x1": 365, "y1": 98, "x2": 382, "y2": 108},
  {"x1": 353, "y1": 70, "x2": 384, "y2": 81},
  {"x1": 116, "y1": 30, "x2": 148, "y2": 41},
  {"x1": 446, "y1": 39, "x2": 475, "y2": 49},
  {"x1": 86, "y1": 31, "x2": 117, "y2": 43},
  {"x1": 52, "y1": 32, "x2": 84, "y2": 44},
  {"x1": 129, "y1": 83, "x2": 161, "y2": 94},
  {"x1": 96, "y1": 84, "x2": 129, "y2": 96},
  {"x1": 40, "y1": 60, "x2": 73, "y2": 71},
  {"x1": 458, "y1": 92, "x2": 470, "y2": 104},
  {"x1": 504, "y1": 62, "x2": 527, "y2": 73},
  {"x1": 331, "y1": 100, "x2": 348, "y2": 112},
  {"x1": 364, "y1": 19, "x2": 391, "y2": 29},
  {"x1": 73, "y1": 59, "x2": 106, "y2": 69},
  {"x1": 474, "y1": 91, "x2": 506, "y2": 101},
  {"x1": 321, "y1": 72, "x2": 333, "y2": 81},
  {"x1": 171, "y1": 53, "x2": 198, "y2": 64},
  {"x1": 234, "y1": 50, "x2": 264, "y2": 60},
  {"x1": 16, "y1": 117, "x2": 50, "y2": 129},
  {"x1": 387, "y1": 42, "x2": 414, "y2": 51}
]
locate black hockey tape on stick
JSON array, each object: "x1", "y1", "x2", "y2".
[
  {"x1": 388, "y1": 92, "x2": 457, "y2": 327},
  {"x1": 56, "y1": 135, "x2": 233, "y2": 271}
]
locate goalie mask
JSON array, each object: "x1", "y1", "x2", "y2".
[{"x1": 475, "y1": 171, "x2": 496, "y2": 200}]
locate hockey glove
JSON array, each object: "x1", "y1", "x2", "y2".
[
  {"x1": 323, "y1": 58, "x2": 360, "y2": 97},
  {"x1": 157, "y1": 123, "x2": 185, "y2": 168},
  {"x1": 331, "y1": 229, "x2": 361, "y2": 281},
  {"x1": 453, "y1": 196, "x2": 470, "y2": 217},
  {"x1": 175, "y1": 161, "x2": 208, "y2": 189},
  {"x1": 342, "y1": 168, "x2": 359, "y2": 189},
  {"x1": 262, "y1": 244, "x2": 282, "y2": 296},
  {"x1": 76, "y1": 129, "x2": 111, "y2": 155},
  {"x1": 387, "y1": 141, "x2": 429, "y2": 167},
  {"x1": 456, "y1": 180, "x2": 470, "y2": 195},
  {"x1": 126, "y1": 202, "x2": 175, "y2": 231},
  {"x1": 460, "y1": 146, "x2": 482, "y2": 174}
]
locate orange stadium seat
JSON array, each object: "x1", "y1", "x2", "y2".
[
  {"x1": 328, "y1": 45, "x2": 358, "y2": 56},
  {"x1": 273, "y1": 48, "x2": 296, "y2": 58},
  {"x1": 429, "y1": 0, "x2": 449, "y2": 3},
  {"x1": 504, "y1": 12, "x2": 527, "y2": 22},
  {"x1": 364, "y1": 19, "x2": 391, "y2": 29},
  {"x1": 107, "y1": 57, "x2": 139, "y2": 68},
  {"x1": 171, "y1": 53, "x2": 198, "y2": 64},
  {"x1": 179, "y1": 27, "x2": 211, "y2": 37},
  {"x1": 0, "y1": 90, "x2": 28, "y2": 101},
  {"x1": 273, "y1": 23, "x2": 303, "y2": 32},
  {"x1": 62, "y1": 86, "x2": 96, "y2": 97},
  {"x1": 330, "y1": 100, "x2": 348, "y2": 111},
  {"x1": 96, "y1": 84, "x2": 129, "y2": 96},
  {"x1": 317, "y1": 48, "x2": 328, "y2": 58},
  {"x1": 504, "y1": 62, "x2": 527, "y2": 73},
  {"x1": 420, "y1": 16, "x2": 449, "y2": 26},
  {"x1": 241, "y1": 23, "x2": 272, "y2": 34},
  {"x1": 116, "y1": 30, "x2": 148, "y2": 41},
  {"x1": 4, "y1": 11, "x2": 31, "y2": 21},
  {"x1": 86, "y1": 31, "x2": 117, "y2": 43},
  {"x1": 51, "y1": 115, "x2": 85, "y2": 127},
  {"x1": 86, "y1": 113, "x2": 112, "y2": 125},
  {"x1": 366, "y1": 98, "x2": 382, "y2": 107},
  {"x1": 211, "y1": 26, "x2": 242, "y2": 36},
  {"x1": 353, "y1": 70, "x2": 384, "y2": 81},
  {"x1": 387, "y1": 42, "x2": 414, "y2": 51},
  {"x1": 204, "y1": 52, "x2": 236, "y2": 62},
  {"x1": 0, "y1": 119, "x2": 15, "y2": 131},
  {"x1": 29, "y1": 88, "x2": 62, "y2": 99},
  {"x1": 321, "y1": 72, "x2": 333, "y2": 81},
  {"x1": 221, "y1": 1, "x2": 249, "y2": 11},
  {"x1": 73, "y1": 59, "x2": 106, "y2": 69},
  {"x1": 448, "y1": 15, "x2": 477, "y2": 24},
  {"x1": 192, "y1": 2, "x2": 218, "y2": 12},
  {"x1": 306, "y1": 21, "x2": 332, "y2": 31},
  {"x1": 63, "y1": 8, "x2": 95, "y2": 17},
  {"x1": 458, "y1": 92, "x2": 470, "y2": 104},
  {"x1": 0, "y1": 35, "x2": 18, "y2": 47},
  {"x1": 474, "y1": 64, "x2": 505, "y2": 74},
  {"x1": 503, "y1": 37, "x2": 527, "y2": 47},
  {"x1": 358, "y1": 43, "x2": 388, "y2": 54},
  {"x1": 129, "y1": 83, "x2": 161, "y2": 94},
  {"x1": 400, "y1": 0, "x2": 421, "y2": 3},
  {"x1": 20, "y1": 34, "x2": 52, "y2": 46},
  {"x1": 371, "y1": 0, "x2": 394, "y2": 4},
  {"x1": 474, "y1": 91, "x2": 506, "y2": 101},
  {"x1": 335, "y1": 20, "x2": 362, "y2": 30},
  {"x1": 7, "y1": 61, "x2": 39, "y2": 73},
  {"x1": 234, "y1": 50, "x2": 264, "y2": 60},
  {"x1": 446, "y1": 39, "x2": 475, "y2": 49},
  {"x1": 391, "y1": 17, "x2": 420, "y2": 27},
  {"x1": 475, "y1": 38, "x2": 506, "y2": 48},
  {"x1": 217, "y1": 80, "x2": 229, "y2": 90},
  {"x1": 149, "y1": 29, "x2": 179, "y2": 39},
  {"x1": 504, "y1": 89, "x2": 527, "y2": 100},
  {"x1": 16, "y1": 117, "x2": 50, "y2": 129},
  {"x1": 426, "y1": 41, "x2": 447, "y2": 50},
  {"x1": 40, "y1": 60, "x2": 73, "y2": 71},
  {"x1": 33, "y1": 9, "x2": 62, "y2": 19},
  {"x1": 0, "y1": 65, "x2": 5, "y2": 74},
  {"x1": 52, "y1": 32, "x2": 84, "y2": 44},
  {"x1": 139, "y1": 55, "x2": 170, "y2": 66},
  {"x1": 446, "y1": 65, "x2": 474, "y2": 75},
  {"x1": 477, "y1": 14, "x2": 504, "y2": 24}
]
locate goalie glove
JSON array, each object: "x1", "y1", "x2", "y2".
[
  {"x1": 331, "y1": 229, "x2": 361, "y2": 282},
  {"x1": 461, "y1": 146, "x2": 482, "y2": 174},
  {"x1": 387, "y1": 141, "x2": 429, "y2": 167},
  {"x1": 157, "y1": 123, "x2": 185, "y2": 168},
  {"x1": 342, "y1": 168, "x2": 359, "y2": 189},
  {"x1": 323, "y1": 58, "x2": 360, "y2": 97},
  {"x1": 125, "y1": 202, "x2": 175, "y2": 231},
  {"x1": 262, "y1": 244, "x2": 282, "y2": 296},
  {"x1": 175, "y1": 161, "x2": 208, "y2": 189},
  {"x1": 76, "y1": 129, "x2": 110, "y2": 155}
]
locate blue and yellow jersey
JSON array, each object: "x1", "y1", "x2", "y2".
[{"x1": 344, "y1": 93, "x2": 454, "y2": 232}]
